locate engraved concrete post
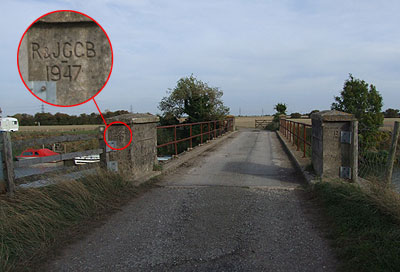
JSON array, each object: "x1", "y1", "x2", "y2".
[
  {"x1": 105, "y1": 114, "x2": 159, "y2": 179},
  {"x1": 18, "y1": 11, "x2": 112, "y2": 105},
  {"x1": 311, "y1": 110, "x2": 357, "y2": 181}
]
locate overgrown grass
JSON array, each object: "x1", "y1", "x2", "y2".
[
  {"x1": 0, "y1": 170, "x2": 141, "y2": 272},
  {"x1": 312, "y1": 181, "x2": 400, "y2": 271}
]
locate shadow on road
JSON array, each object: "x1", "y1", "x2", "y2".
[{"x1": 223, "y1": 161, "x2": 301, "y2": 184}]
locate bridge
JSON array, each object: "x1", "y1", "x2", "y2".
[
  {"x1": 43, "y1": 129, "x2": 338, "y2": 271},
  {"x1": 2, "y1": 111, "x2": 398, "y2": 271}
]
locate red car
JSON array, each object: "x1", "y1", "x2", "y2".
[{"x1": 16, "y1": 148, "x2": 59, "y2": 160}]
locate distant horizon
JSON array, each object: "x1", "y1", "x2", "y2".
[{"x1": 3, "y1": 110, "x2": 399, "y2": 119}]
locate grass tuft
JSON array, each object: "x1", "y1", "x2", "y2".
[
  {"x1": 312, "y1": 181, "x2": 400, "y2": 272},
  {"x1": 0, "y1": 170, "x2": 137, "y2": 272}
]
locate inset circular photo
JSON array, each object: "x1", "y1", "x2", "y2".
[{"x1": 17, "y1": 10, "x2": 113, "y2": 107}]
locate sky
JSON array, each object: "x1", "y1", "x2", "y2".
[{"x1": 1, "y1": 0, "x2": 399, "y2": 117}]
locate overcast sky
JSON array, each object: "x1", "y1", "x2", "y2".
[{"x1": 1, "y1": 0, "x2": 399, "y2": 117}]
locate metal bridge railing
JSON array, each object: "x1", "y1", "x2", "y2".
[
  {"x1": 157, "y1": 118, "x2": 234, "y2": 156},
  {"x1": 280, "y1": 119, "x2": 312, "y2": 158}
]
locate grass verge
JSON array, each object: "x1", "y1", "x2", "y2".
[
  {"x1": 312, "y1": 181, "x2": 400, "y2": 272},
  {"x1": 0, "y1": 170, "x2": 156, "y2": 272}
]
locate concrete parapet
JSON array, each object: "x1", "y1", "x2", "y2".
[
  {"x1": 104, "y1": 113, "x2": 159, "y2": 179},
  {"x1": 311, "y1": 110, "x2": 357, "y2": 180}
]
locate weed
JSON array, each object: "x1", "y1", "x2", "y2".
[
  {"x1": 312, "y1": 181, "x2": 400, "y2": 271},
  {"x1": 0, "y1": 170, "x2": 137, "y2": 272}
]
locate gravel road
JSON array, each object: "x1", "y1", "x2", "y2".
[{"x1": 44, "y1": 130, "x2": 338, "y2": 271}]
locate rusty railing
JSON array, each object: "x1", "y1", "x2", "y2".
[
  {"x1": 157, "y1": 118, "x2": 234, "y2": 156},
  {"x1": 280, "y1": 119, "x2": 312, "y2": 158}
]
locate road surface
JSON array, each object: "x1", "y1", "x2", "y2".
[{"x1": 44, "y1": 130, "x2": 338, "y2": 271}]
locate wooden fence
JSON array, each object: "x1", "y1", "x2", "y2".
[
  {"x1": 255, "y1": 119, "x2": 272, "y2": 129},
  {"x1": 0, "y1": 130, "x2": 104, "y2": 195}
]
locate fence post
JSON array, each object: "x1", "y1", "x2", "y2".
[
  {"x1": 292, "y1": 122, "x2": 296, "y2": 146},
  {"x1": 189, "y1": 124, "x2": 193, "y2": 149},
  {"x1": 1, "y1": 132, "x2": 15, "y2": 195},
  {"x1": 292, "y1": 122, "x2": 294, "y2": 143},
  {"x1": 286, "y1": 121, "x2": 289, "y2": 139},
  {"x1": 208, "y1": 122, "x2": 210, "y2": 141},
  {"x1": 99, "y1": 126, "x2": 109, "y2": 169},
  {"x1": 284, "y1": 120, "x2": 286, "y2": 137},
  {"x1": 285, "y1": 120, "x2": 287, "y2": 137},
  {"x1": 287, "y1": 121, "x2": 289, "y2": 139},
  {"x1": 385, "y1": 121, "x2": 400, "y2": 185},
  {"x1": 297, "y1": 123, "x2": 300, "y2": 150},
  {"x1": 174, "y1": 126, "x2": 178, "y2": 156},
  {"x1": 200, "y1": 123, "x2": 203, "y2": 144},
  {"x1": 351, "y1": 120, "x2": 358, "y2": 183},
  {"x1": 303, "y1": 124, "x2": 306, "y2": 158},
  {"x1": 284, "y1": 120, "x2": 287, "y2": 136}
]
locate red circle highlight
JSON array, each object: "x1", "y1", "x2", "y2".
[
  {"x1": 17, "y1": 10, "x2": 113, "y2": 108},
  {"x1": 104, "y1": 122, "x2": 133, "y2": 151}
]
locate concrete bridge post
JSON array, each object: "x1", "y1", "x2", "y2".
[
  {"x1": 103, "y1": 113, "x2": 159, "y2": 179},
  {"x1": 311, "y1": 110, "x2": 358, "y2": 182}
]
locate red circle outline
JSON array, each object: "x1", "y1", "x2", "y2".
[
  {"x1": 17, "y1": 10, "x2": 114, "y2": 108},
  {"x1": 104, "y1": 122, "x2": 133, "y2": 151}
]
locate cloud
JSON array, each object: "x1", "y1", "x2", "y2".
[{"x1": 0, "y1": 0, "x2": 399, "y2": 117}]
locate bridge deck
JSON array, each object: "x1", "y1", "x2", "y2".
[
  {"x1": 44, "y1": 130, "x2": 338, "y2": 271},
  {"x1": 164, "y1": 129, "x2": 300, "y2": 188}
]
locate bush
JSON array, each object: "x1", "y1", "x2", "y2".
[
  {"x1": 331, "y1": 74, "x2": 384, "y2": 145},
  {"x1": 384, "y1": 108, "x2": 400, "y2": 118},
  {"x1": 290, "y1": 112, "x2": 301, "y2": 118},
  {"x1": 308, "y1": 110, "x2": 319, "y2": 117},
  {"x1": 266, "y1": 121, "x2": 280, "y2": 131}
]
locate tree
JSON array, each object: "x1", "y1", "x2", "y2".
[
  {"x1": 290, "y1": 112, "x2": 301, "y2": 118},
  {"x1": 308, "y1": 110, "x2": 319, "y2": 117},
  {"x1": 331, "y1": 74, "x2": 384, "y2": 143},
  {"x1": 12, "y1": 113, "x2": 35, "y2": 126},
  {"x1": 34, "y1": 112, "x2": 57, "y2": 125},
  {"x1": 274, "y1": 103, "x2": 287, "y2": 115},
  {"x1": 11, "y1": 110, "x2": 130, "y2": 126},
  {"x1": 271, "y1": 103, "x2": 287, "y2": 124},
  {"x1": 54, "y1": 112, "x2": 71, "y2": 125},
  {"x1": 383, "y1": 108, "x2": 399, "y2": 118},
  {"x1": 159, "y1": 75, "x2": 229, "y2": 123}
]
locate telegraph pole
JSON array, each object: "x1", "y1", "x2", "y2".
[{"x1": 130, "y1": 105, "x2": 133, "y2": 114}]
